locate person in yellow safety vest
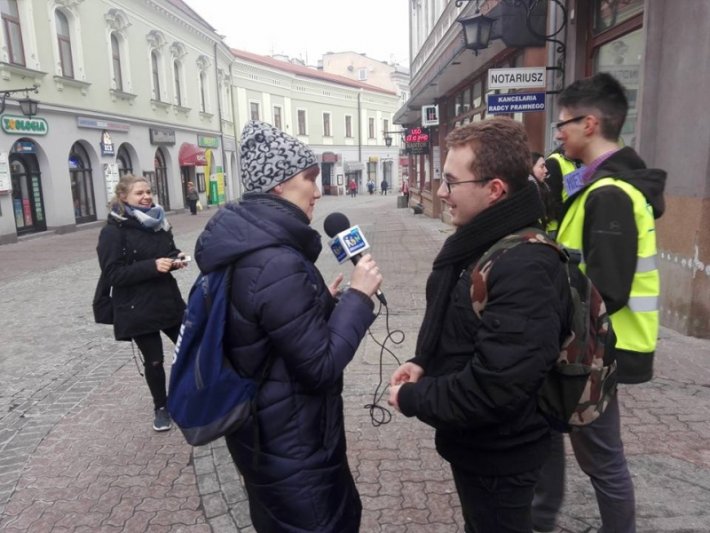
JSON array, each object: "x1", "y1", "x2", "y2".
[
  {"x1": 544, "y1": 149, "x2": 581, "y2": 237},
  {"x1": 532, "y1": 73, "x2": 667, "y2": 533}
]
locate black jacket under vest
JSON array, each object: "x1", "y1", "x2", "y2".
[{"x1": 398, "y1": 186, "x2": 572, "y2": 476}]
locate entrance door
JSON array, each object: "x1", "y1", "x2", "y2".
[
  {"x1": 10, "y1": 151, "x2": 46, "y2": 235},
  {"x1": 69, "y1": 143, "x2": 97, "y2": 224},
  {"x1": 321, "y1": 163, "x2": 334, "y2": 195},
  {"x1": 154, "y1": 148, "x2": 170, "y2": 209}
]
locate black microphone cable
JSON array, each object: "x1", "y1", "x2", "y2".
[{"x1": 363, "y1": 300, "x2": 405, "y2": 427}]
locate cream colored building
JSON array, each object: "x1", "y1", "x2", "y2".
[
  {"x1": 231, "y1": 50, "x2": 402, "y2": 197},
  {"x1": 0, "y1": 0, "x2": 235, "y2": 244}
]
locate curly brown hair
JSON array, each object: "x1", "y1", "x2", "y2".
[{"x1": 445, "y1": 117, "x2": 530, "y2": 193}]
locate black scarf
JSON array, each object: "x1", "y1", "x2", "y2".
[{"x1": 414, "y1": 183, "x2": 544, "y2": 363}]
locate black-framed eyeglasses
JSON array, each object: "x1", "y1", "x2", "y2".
[
  {"x1": 555, "y1": 115, "x2": 586, "y2": 131},
  {"x1": 443, "y1": 178, "x2": 490, "y2": 194}
]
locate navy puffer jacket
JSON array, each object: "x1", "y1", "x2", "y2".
[{"x1": 195, "y1": 194, "x2": 375, "y2": 533}]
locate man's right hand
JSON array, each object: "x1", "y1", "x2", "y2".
[{"x1": 390, "y1": 362, "x2": 424, "y2": 386}]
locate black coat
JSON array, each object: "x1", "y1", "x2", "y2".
[
  {"x1": 96, "y1": 214, "x2": 185, "y2": 341},
  {"x1": 195, "y1": 194, "x2": 375, "y2": 532}
]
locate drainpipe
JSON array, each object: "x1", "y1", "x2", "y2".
[
  {"x1": 357, "y1": 90, "x2": 362, "y2": 163},
  {"x1": 213, "y1": 41, "x2": 228, "y2": 201}
]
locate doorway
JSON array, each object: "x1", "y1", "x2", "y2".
[{"x1": 9, "y1": 140, "x2": 46, "y2": 235}]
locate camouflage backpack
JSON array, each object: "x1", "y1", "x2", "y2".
[{"x1": 470, "y1": 228, "x2": 618, "y2": 432}]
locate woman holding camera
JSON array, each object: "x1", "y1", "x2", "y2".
[{"x1": 96, "y1": 174, "x2": 187, "y2": 431}]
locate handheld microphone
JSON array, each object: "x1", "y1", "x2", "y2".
[{"x1": 324, "y1": 212, "x2": 387, "y2": 306}]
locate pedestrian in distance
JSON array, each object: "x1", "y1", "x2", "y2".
[
  {"x1": 186, "y1": 181, "x2": 199, "y2": 215},
  {"x1": 401, "y1": 178, "x2": 410, "y2": 205},
  {"x1": 531, "y1": 72, "x2": 667, "y2": 533},
  {"x1": 347, "y1": 177, "x2": 358, "y2": 198},
  {"x1": 531, "y1": 151, "x2": 547, "y2": 183},
  {"x1": 529, "y1": 151, "x2": 555, "y2": 231},
  {"x1": 388, "y1": 117, "x2": 573, "y2": 533},
  {"x1": 194, "y1": 120, "x2": 383, "y2": 532},
  {"x1": 367, "y1": 178, "x2": 375, "y2": 195},
  {"x1": 96, "y1": 174, "x2": 189, "y2": 432},
  {"x1": 381, "y1": 178, "x2": 388, "y2": 195}
]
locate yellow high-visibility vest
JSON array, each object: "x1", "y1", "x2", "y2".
[
  {"x1": 545, "y1": 153, "x2": 578, "y2": 235},
  {"x1": 557, "y1": 177, "x2": 659, "y2": 355}
]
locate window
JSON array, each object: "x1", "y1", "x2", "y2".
[
  {"x1": 55, "y1": 10, "x2": 74, "y2": 78},
  {"x1": 116, "y1": 144, "x2": 132, "y2": 176},
  {"x1": 69, "y1": 143, "x2": 96, "y2": 223},
  {"x1": 273, "y1": 106, "x2": 282, "y2": 130},
  {"x1": 358, "y1": 68, "x2": 368, "y2": 81},
  {"x1": 151, "y1": 50, "x2": 161, "y2": 100},
  {"x1": 345, "y1": 115, "x2": 352, "y2": 138},
  {"x1": 297, "y1": 109, "x2": 306, "y2": 135},
  {"x1": 323, "y1": 112, "x2": 331, "y2": 136},
  {"x1": 199, "y1": 71, "x2": 207, "y2": 112},
  {"x1": 173, "y1": 60, "x2": 182, "y2": 106},
  {"x1": 111, "y1": 33, "x2": 122, "y2": 91},
  {"x1": 383, "y1": 119, "x2": 389, "y2": 139},
  {"x1": 368, "y1": 117, "x2": 375, "y2": 139},
  {"x1": 1, "y1": 0, "x2": 25, "y2": 66},
  {"x1": 250, "y1": 102, "x2": 260, "y2": 121}
]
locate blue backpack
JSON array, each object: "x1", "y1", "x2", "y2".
[{"x1": 168, "y1": 264, "x2": 267, "y2": 446}]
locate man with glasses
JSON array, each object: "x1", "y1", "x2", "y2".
[
  {"x1": 388, "y1": 117, "x2": 573, "y2": 532},
  {"x1": 532, "y1": 73, "x2": 667, "y2": 533}
]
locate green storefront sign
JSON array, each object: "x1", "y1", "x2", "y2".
[
  {"x1": 1, "y1": 115, "x2": 49, "y2": 136},
  {"x1": 197, "y1": 135, "x2": 219, "y2": 148}
]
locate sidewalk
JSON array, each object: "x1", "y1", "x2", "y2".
[{"x1": 0, "y1": 194, "x2": 709, "y2": 532}]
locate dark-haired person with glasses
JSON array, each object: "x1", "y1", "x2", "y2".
[
  {"x1": 388, "y1": 117, "x2": 573, "y2": 533},
  {"x1": 532, "y1": 73, "x2": 667, "y2": 533}
]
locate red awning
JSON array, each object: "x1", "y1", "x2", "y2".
[{"x1": 179, "y1": 143, "x2": 207, "y2": 166}]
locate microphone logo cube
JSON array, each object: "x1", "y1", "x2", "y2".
[{"x1": 328, "y1": 225, "x2": 370, "y2": 263}]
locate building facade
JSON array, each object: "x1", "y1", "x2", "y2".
[
  {"x1": 0, "y1": 0, "x2": 235, "y2": 244},
  {"x1": 230, "y1": 50, "x2": 402, "y2": 197},
  {"x1": 396, "y1": 0, "x2": 710, "y2": 337}
]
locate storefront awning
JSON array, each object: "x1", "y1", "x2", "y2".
[{"x1": 179, "y1": 143, "x2": 207, "y2": 166}]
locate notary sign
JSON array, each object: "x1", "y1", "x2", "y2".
[
  {"x1": 487, "y1": 92, "x2": 546, "y2": 114},
  {"x1": 488, "y1": 67, "x2": 546, "y2": 90}
]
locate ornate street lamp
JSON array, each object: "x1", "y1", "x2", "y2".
[
  {"x1": 0, "y1": 86, "x2": 40, "y2": 117},
  {"x1": 459, "y1": 11, "x2": 495, "y2": 52}
]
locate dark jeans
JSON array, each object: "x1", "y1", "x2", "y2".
[
  {"x1": 133, "y1": 325, "x2": 180, "y2": 410},
  {"x1": 187, "y1": 199, "x2": 197, "y2": 215},
  {"x1": 452, "y1": 465, "x2": 540, "y2": 533}
]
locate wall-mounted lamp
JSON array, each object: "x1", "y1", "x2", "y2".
[
  {"x1": 383, "y1": 130, "x2": 404, "y2": 148},
  {"x1": 0, "y1": 86, "x2": 40, "y2": 117},
  {"x1": 459, "y1": 12, "x2": 495, "y2": 52}
]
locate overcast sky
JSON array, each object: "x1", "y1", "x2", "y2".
[{"x1": 182, "y1": 0, "x2": 410, "y2": 66}]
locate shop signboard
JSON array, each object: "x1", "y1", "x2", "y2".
[
  {"x1": 149, "y1": 127, "x2": 176, "y2": 145},
  {"x1": 198, "y1": 135, "x2": 220, "y2": 148},
  {"x1": 0, "y1": 152, "x2": 10, "y2": 192},
  {"x1": 103, "y1": 162, "x2": 119, "y2": 204},
  {"x1": 488, "y1": 67, "x2": 546, "y2": 90},
  {"x1": 487, "y1": 92, "x2": 546, "y2": 114},
  {"x1": 404, "y1": 127, "x2": 430, "y2": 155},
  {"x1": 2, "y1": 115, "x2": 48, "y2": 136},
  {"x1": 77, "y1": 117, "x2": 130, "y2": 132},
  {"x1": 100, "y1": 130, "x2": 115, "y2": 156},
  {"x1": 422, "y1": 105, "x2": 439, "y2": 127}
]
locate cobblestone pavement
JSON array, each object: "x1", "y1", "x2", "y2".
[{"x1": 1, "y1": 194, "x2": 709, "y2": 532}]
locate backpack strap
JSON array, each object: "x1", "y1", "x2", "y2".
[{"x1": 468, "y1": 228, "x2": 568, "y2": 318}]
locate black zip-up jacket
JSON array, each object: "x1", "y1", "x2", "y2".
[{"x1": 96, "y1": 214, "x2": 185, "y2": 341}]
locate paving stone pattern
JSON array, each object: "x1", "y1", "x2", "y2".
[{"x1": 0, "y1": 195, "x2": 709, "y2": 532}]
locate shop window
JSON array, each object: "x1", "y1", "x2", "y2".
[
  {"x1": 593, "y1": 0, "x2": 644, "y2": 35},
  {"x1": 116, "y1": 145, "x2": 133, "y2": 176},
  {"x1": 593, "y1": 27, "x2": 643, "y2": 147},
  {"x1": 153, "y1": 148, "x2": 170, "y2": 209},
  {"x1": 196, "y1": 172, "x2": 206, "y2": 193},
  {"x1": 1, "y1": 0, "x2": 25, "y2": 65},
  {"x1": 69, "y1": 143, "x2": 96, "y2": 223},
  {"x1": 55, "y1": 10, "x2": 74, "y2": 78}
]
